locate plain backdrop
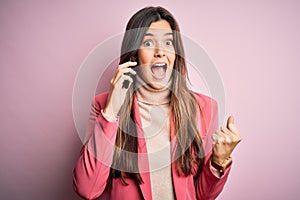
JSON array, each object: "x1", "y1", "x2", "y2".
[{"x1": 1, "y1": 0, "x2": 300, "y2": 199}]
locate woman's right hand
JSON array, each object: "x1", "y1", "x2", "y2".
[{"x1": 103, "y1": 61, "x2": 137, "y2": 120}]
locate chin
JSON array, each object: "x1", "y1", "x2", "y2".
[
  {"x1": 150, "y1": 82, "x2": 166, "y2": 89},
  {"x1": 149, "y1": 78, "x2": 171, "y2": 89}
]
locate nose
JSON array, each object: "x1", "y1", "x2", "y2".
[{"x1": 154, "y1": 45, "x2": 165, "y2": 58}]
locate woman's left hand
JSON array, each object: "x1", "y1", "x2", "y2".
[{"x1": 212, "y1": 116, "x2": 242, "y2": 164}]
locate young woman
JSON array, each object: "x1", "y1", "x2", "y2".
[{"x1": 73, "y1": 6, "x2": 241, "y2": 200}]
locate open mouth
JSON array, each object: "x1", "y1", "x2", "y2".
[{"x1": 151, "y1": 63, "x2": 167, "y2": 80}]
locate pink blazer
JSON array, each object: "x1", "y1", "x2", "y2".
[{"x1": 73, "y1": 92, "x2": 231, "y2": 200}]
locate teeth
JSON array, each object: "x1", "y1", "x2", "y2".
[{"x1": 153, "y1": 63, "x2": 166, "y2": 67}]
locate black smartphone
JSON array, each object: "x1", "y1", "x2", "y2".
[{"x1": 122, "y1": 56, "x2": 137, "y2": 89}]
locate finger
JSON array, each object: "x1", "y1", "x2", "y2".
[
  {"x1": 212, "y1": 132, "x2": 219, "y2": 144},
  {"x1": 226, "y1": 120, "x2": 239, "y2": 136},
  {"x1": 217, "y1": 135, "x2": 226, "y2": 144},
  {"x1": 214, "y1": 129, "x2": 222, "y2": 137},
  {"x1": 221, "y1": 127, "x2": 234, "y2": 142},
  {"x1": 121, "y1": 75, "x2": 133, "y2": 88},
  {"x1": 221, "y1": 126, "x2": 232, "y2": 136},
  {"x1": 227, "y1": 115, "x2": 239, "y2": 135},
  {"x1": 222, "y1": 126, "x2": 242, "y2": 146},
  {"x1": 118, "y1": 61, "x2": 137, "y2": 69},
  {"x1": 226, "y1": 115, "x2": 234, "y2": 128},
  {"x1": 119, "y1": 67, "x2": 137, "y2": 75},
  {"x1": 212, "y1": 130, "x2": 222, "y2": 145},
  {"x1": 212, "y1": 130, "x2": 226, "y2": 144},
  {"x1": 111, "y1": 72, "x2": 123, "y2": 85},
  {"x1": 113, "y1": 74, "x2": 133, "y2": 89},
  {"x1": 111, "y1": 67, "x2": 136, "y2": 85}
]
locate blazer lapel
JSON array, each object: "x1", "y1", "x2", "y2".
[
  {"x1": 170, "y1": 112, "x2": 188, "y2": 199},
  {"x1": 133, "y1": 94, "x2": 152, "y2": 200}
]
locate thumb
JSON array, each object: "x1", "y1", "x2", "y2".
[{"x1": 227, "y1": 115, "x2": 234, "y2": 128}]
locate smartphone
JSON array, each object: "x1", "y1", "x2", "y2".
[{"x1": 122, "y1": 56, "x2": 136, "y2": 89}]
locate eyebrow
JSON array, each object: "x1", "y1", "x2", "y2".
[{"x1": 144, "y1": 32, "x2": 173, "y2": 37}]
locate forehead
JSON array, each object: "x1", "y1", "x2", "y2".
[{"x1": 145, "y1": 20, "x2": 173, "y2": 36}]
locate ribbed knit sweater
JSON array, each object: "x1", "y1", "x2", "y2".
[{"x1": 135, "y1": 75, "x2": 175, "y2": 200}]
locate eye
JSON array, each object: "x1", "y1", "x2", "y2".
[
  {"x1": 143, "y1": 40, "x2": 154, "y2": 47},
  {"x1": 165, "y1": 39, "x2": 174, "y2": 46}
]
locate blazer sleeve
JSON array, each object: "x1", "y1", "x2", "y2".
[
  {"x1": 72, "y1": 94, "x2": 118, "y2": 199},
  {"x1": 194, "y1": 95, "x2": 231, "y2": 200}
]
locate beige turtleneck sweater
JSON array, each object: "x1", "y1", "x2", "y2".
[{"x1": 135, "y1": 75, "x2": 175, "y2": 200}]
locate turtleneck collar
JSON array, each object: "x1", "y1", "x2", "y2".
[{"x1": 134, "y1": 75, "x2": 172, "y2": 105}]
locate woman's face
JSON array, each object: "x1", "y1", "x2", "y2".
[{"x1": 137, "y1": 20, "x2": 176, "y2": 89}]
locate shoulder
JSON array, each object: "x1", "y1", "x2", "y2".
[
  {"x1": 191, "y1": 91, "x2": 219, "y2": 138},
  {"x1": 191, "y1": 91, "x2": 218, "y2": 111}
]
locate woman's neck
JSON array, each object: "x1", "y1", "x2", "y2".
[{"x1": 134, "y1": 75, "x2": 172, "y2": 105}]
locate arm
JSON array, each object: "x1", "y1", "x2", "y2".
[
  {"x1": 73, "y1": 95, "x2": 118, "y2": 199},
  {"x1": 194, "y1": 98, "x2": 230, "y2": 200},
  {"x1": 73, "y1": 61, "x2": 137, "y2": 199},
  {"x1": 195, "y1": 152, "x2": 231, "y2": 200},
  {"x1": 193, "y1": 94, "x2": 241, "y2": 200}
]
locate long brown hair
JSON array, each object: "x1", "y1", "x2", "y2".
[{"x1": 107, "y1": 6, "x2": 205, "y2": 187}]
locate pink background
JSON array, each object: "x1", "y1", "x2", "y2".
[{"x1": 1, "y1": 0, "x2": 299, "y2": 199}]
